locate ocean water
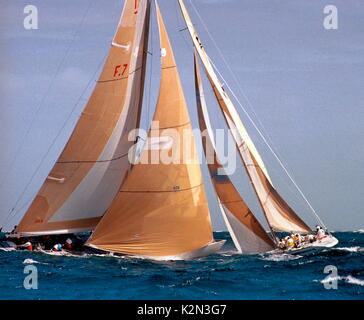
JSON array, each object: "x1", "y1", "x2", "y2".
[{"x1": 0, "y1": 231, "x2": 363, "y2": 300}]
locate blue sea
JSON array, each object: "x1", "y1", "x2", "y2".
[{"x1": 0, "y1": 231, "x2": 363, "y2": 300}]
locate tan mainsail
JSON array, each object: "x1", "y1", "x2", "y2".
[
  {"x1": 15, "y1": 0, "x2": 151, "y2": 236},
  {"x1": 86, "y1": 2, "x2": 213, "y2": 258},
  {"x1": 179, "y1": 0, "x2": 311, "y2": 234},
  {"x1": 194, "y1": 54, "x2": 274, "y2": 253}
]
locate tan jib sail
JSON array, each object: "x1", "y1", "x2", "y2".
[
  {"x1": 179, "y1": 0, "x2": 311, "y2": 234},
  {"x1": 86, "y1": 2, "x2": 213, "y2": 258},
  {"x1": 194, "y1": 54, "x2": 274, "y2": 253},
  {"x1": 225, "y1": 115, "x2": 311, "y2": 234},
  {"x1": 15, "y1": 0, "x2": 151, "y2": 236}
]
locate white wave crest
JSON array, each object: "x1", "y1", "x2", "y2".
[
  {"x1": 261, "y1": 253, "x2": 302, "y2": 262},
  {"x1": 335, "y1": 246, "x2": 362, "y2": 252},
  {"x1": 345, "y1": 275, "x2": 364, "y2": 286},
  {"x1": 316, "y1": 275, "x2": 341, "y2": 284},
  {"x1": 314, "y1": 275, "x2": 364, "y2": 287},
  {"x1": 23, "y1": 258, "x2": 48, "y2": 265}
]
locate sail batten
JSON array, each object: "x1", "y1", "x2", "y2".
[
  {"x1": 87, "y1": 1, "x2": 214, "y2": 258},
  {"x1": 15, "y1": 0, "x2": 151, "y2": 235}
]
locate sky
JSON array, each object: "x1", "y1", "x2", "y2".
[{"x1": 0, "y1": 0, "x2": 363, "y2": 232}]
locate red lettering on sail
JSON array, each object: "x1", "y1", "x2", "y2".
[
  {"x1": 134, "y1": 0, "x2": 138, "y2": 14},
  {"x1": 121, "y1": 64, "x2": 128, "y2": 75},
  {"x1": 113, "y1": 64, "x2": 128, "y2": 78},
  {"x1": 114, "y1": 65, "x2": 121, "y2": 77}
]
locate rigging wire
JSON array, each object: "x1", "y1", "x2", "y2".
[
  {"x1": 0, "y1": 0, "x2": 95, "y2": 195},
  {"x1": 132, "y1": 0, "x2": 155, "y2": 163},
  {"x1": 187, "y1": 0, "x2": 328, "y2": 230},
  {"x1": 146, "y1": 0, "x2": 155, "y2": 127},
  {"x1": 1, "y1": 51, "x2": 109, "y2": 230},
  {"x1": 175, "y1": 1, "x2": 194, "y2": 53},
  {"x1": 188, "y1": 1, "x2": 277, "y2": 152},
  {"x1": 174, "y1": 1, "x2": 227, "y2": 157}
]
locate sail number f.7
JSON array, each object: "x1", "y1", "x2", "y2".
[{"x1": 114, "y1": 64, "x2": 128, "y2": 77}]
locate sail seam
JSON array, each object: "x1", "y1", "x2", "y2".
[
  {"x1": 57, "y1": 152, "x2": 129, "y2": 164},
  {"x1": 220, "y1": 199, "x2": 248, "y2": 205},
  {"x1": 97, "y1": 77, "x2": 128, "y2": 83},
  {"x1": 120, "y1": 183, "x2": 204, "y2": 194},
  {"x1": 161, "y1": 65, "x2": 177, "y2": 70},
  {"x1": 151, "y1": 121, "x2": 190, "y2": 130},
  {"x1": 0, "y1": 0, "x2": 100, "y2": 229}
]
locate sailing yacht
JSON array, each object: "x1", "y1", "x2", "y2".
[
  {"x1": 179, "y1": 0, "x2": 338, "y2": 254},
  {"x1": 3, "y1": 0, "x2": 338, "y2": 259},
  {"x1": 85, "y1": 1, "x2": 226, "y2": 260},
  {"x1": 13, "y1": 0, "x2": 151, "y2": 237}
]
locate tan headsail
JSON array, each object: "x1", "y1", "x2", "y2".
[
  {"x1": 15, "y1": 0, "x2": 151, "y2": 236},
  {"x1": 226, "y1": 116, "x2": 311, "y2": 234},
  {"x1": 179, "y1": 0, "x2": 311, "y2": 234},
  {"x1": 194, "y1": 54, "x2": 274, "y2": 253},
  {"x1": 86, "y1": 2, "x2": 213, "y2": 258}
]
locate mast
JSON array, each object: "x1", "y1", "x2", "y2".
[
  {"x1": 178, "y1": 0, "x2": 272, "y2": 184},
  {"x1": 14, "y1": 0, "x2": 151, "y2": 236},
  {"x1": 86, "y1": 1, "x2": 214, "y2": 258},
  {"x1": 194, "y1": 53, "x2": 275, "y2": 253},
  {"x1": 178, "y1": 0, "x2": 312, "y2": 235}
]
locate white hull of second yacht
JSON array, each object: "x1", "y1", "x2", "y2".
[{"x1": 271, "y1": 235, "x2": 339, "y2": 255}]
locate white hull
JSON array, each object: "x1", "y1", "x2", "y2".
[
  {"x1": 155, "y1": 240, "x2": 226, "y2": 261},
  {"x1": 9, "y1": 227, "x2": 92, "y2": 238},
  {"x1": 271, "y1": 235, "x2": 339, "y2": 255},
  {"x1": 0, "y1": 239, "x2": 226, "y2": 260},
  {"x1": 88, "y1": 240, "x2": 226, "y2": 261}
]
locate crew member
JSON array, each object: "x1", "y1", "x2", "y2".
[
  {"x1": 293, "y1": 233, "x2": 302, "y2": 247},
  {"x1": 304, "y1": 234, "x2": 316, "y2": 243},
  {"x1": 278, "y1": 239, "x2": 286, "y2": 250},
  {"x1": 285, "y1": 236, "x2": 295, "y2": 249},
  {"x1": 64, "y1": 238, "x2": 74, "y2": 250},
  {"x1": 18, "y1": 241, "x2": 33, "y2": 251},
  {"x1": 52, "y1": 243, "x2": 62, "y2": 252},
  {"x1": 316, "y1": 226, "x2": 326, "y2": 240}
]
